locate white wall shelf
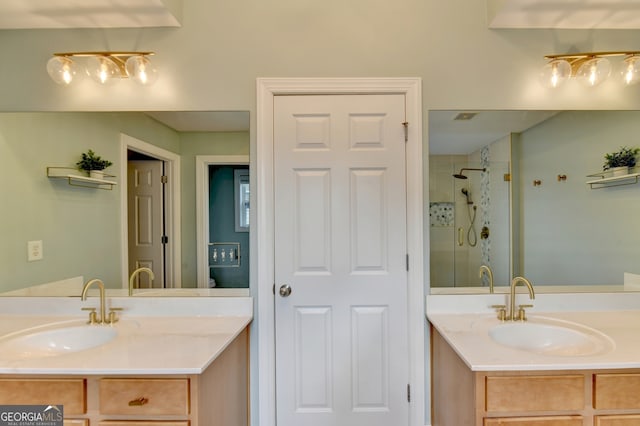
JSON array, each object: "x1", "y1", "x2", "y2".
[
  {"x1": 586, "y1": 170, "x2": 640, "y2": 189},
  {"x1": 47, "y1": 167, "x2": 117, "y2": 190}
]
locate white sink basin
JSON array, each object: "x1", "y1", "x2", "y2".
[
  {"x1": 488, "y1": 318, "x2": 614, "y2": 357},
  {"x1": 0, "y1": 321, "x2": 117, "y2": 359}
]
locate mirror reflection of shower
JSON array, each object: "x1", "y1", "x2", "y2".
[
  {"x1": 429, "y1": 148, "x2": 510, "y2": 289},
  {"x1": 460, "y1": 187, "x2": 478, "y2": 246},
  {"x1": 453, "y1": 167, "x2": 486, "y2": 180},
  {"x1": 453, "y1": 167, "x2": 486, "y2": 247}
]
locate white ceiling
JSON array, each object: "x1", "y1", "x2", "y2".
[
  {"x1": 1, "y1": 0, "x2": 638, "y2": 30},
  {"x1": 488, "y1": 0, "x2": 640, "y2": 29},
  {"x1": 0, "y1": 0, "x2": 181, "y2": 29},
  {"x1": 429, "y1": 110, "x2": 558, "y2": 155}
]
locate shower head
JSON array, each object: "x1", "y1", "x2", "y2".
[{"x1": 453, "y1": 167, "x2": 486, "y2": 180}]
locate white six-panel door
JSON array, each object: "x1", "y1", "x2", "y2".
[
  {"x1": 274, "y1": 94, "x2": 409, "y2": 426},
  {"x1": 127, "y1": 159, "x2": 164, "y2": 288}
]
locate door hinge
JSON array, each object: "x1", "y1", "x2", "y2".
[
  {"x1": 161, "y1": 175, "x2": 168, "y2": 184},
  {"x1": 161, "y1": 235, "x2": 168, "y2": 244},
  {"x1": 406, "y1": 254, "x2": 409, "y2": 271},
  {"x1": 407, "y1": 384, "x2": 411, "y2": 402},
  {"x1": 402, "y1": 121, "x2": 409, "y2": 142},
  {"x1": 272, "y1": 284, "x2": 275, "y2": 295}
]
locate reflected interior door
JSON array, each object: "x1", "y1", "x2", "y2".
[
  {"x1": 127, "y1": 160, "x2": 165, "y2": 288},
  {"x1": 274, "y1": 94, "x2": 409, "y2": 426}
]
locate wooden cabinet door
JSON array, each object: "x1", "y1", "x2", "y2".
[
  {"x1": 99, "y1": 422, "x2": 189, "y2": 426},
  {"x1": 0, "y1": 378, "x2": 86, "y2": 415},
  {"x1": 99, "y1": 378, "x2": 189, "y2": 416},
  {"x1": 484, "y1": 416, "x2": 583, "y2": 425},
  {"x1": 595, "y1": 414, "x2": 640, "y2": 426},
  {"x1": 595, "y1": 374, "x2": 640, "y2": 409},
  {"x1": 486, "y1": 376, "x2": 584, "y2": 412}
]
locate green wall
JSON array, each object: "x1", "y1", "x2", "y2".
[
  {"x1": 0, "y1": 113, "x2": 249, "y2": 292},
  {"x1": 518, "y1": 110, "x2": 640, "y2": 285}
]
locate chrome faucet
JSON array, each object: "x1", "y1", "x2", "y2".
[
  {"x1": 509, "y1": 276, "x2": 535, "y2": 321},
  {"x1": 129, "y1": 267, "x2": 155, "y2": 296},
  {"x1": 81, "y1": 279, "x2": 107, "y2": 324},
  {"x1": 479, "y1": 265, "x2": 494, "y2": 294}
]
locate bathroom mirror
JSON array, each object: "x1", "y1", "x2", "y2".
[
  {"x1": 429, "y1": 110, "x2": 640, "y2": 294},
  {"x1": 0, "y1": 111, "x2": 250, "y2": 296}
]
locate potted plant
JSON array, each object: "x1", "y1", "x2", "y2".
[
  {"x1": 76, "y1": 149, "x2": 113, "y2": 179},
  {"x1": 603, "y1": 146, "x2": 640, "y2": 176}
]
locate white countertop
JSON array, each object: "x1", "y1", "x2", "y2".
[
  {"x1": 0, "y1": 296, "x2": 252, "y2": 375},
  {"x1": 428, "y1": 310, "x2": 640, "y2": 372}
]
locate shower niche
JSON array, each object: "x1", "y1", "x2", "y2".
[{"x1": 429, "y1": 152, "x2": 510, "y2": 289}]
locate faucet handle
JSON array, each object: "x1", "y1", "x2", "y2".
[
  {"x1": 106, "y1": 307, "x2": 124, "y2": 325},
  {"x1": 490, "y1": 304, "x2": 507, "y2": 321},
  {"x1": 81, "y1": 307, "x2": 98, "y2": 325},
  {"x1": 517, "y1": 304, "x2": 534, "y2": 321}
]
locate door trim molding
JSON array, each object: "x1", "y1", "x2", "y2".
[
  {"x1": 195, "y1": 155, "x2": 250, "y2": 288},
  {"x1": 119, "y1": 133, "x2": 182, "y2": 289},
  {"x1": 256, "y1": 77, "x2": 424, "y2": 426}
]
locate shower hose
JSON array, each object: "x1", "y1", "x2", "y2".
[{"x1": 467, "y1": 204, "x2": 477, "y2": 247}]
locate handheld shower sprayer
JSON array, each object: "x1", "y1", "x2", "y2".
[{"x1": 461, "y1": 187, "x2": 473, "y2": 204}]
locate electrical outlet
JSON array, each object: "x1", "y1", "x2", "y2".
[{"x1": 28, "y1": 240, "x2": 43, "y2": 262}]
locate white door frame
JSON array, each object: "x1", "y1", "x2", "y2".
[
  {"x1": 195, "y1": 155, "x2": 250, "y2": 288},
  {"x1": 256, "y1": 78, "x2": 424, "y2": 426},
  {"x1": 120, "y1": 133, "x2": 182, "y2": 289}
]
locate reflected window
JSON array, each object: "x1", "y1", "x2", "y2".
[{"x1": 235, "y1": 169, "x2": 250, "y2": 232}]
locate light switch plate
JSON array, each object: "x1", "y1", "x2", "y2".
[{"x1": 28, "y1": 240, "x2": 43, "y2": 261}]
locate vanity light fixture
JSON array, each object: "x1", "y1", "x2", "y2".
[
  {"x1": 46, "y1": 51, "x2": 158, "y2": 86},
  {"x1": 540, "y1": 51, "x2": 640, "y2": 88}
]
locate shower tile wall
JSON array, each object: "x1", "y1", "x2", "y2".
[
  {"x1": 468, "y1": 142, "x2": 510, "y2": 288},
  {"x1": 429, "y1": 155, "x2": 467, "y2": 287}
]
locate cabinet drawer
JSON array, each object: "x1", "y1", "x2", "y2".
[
  {"x1": 486, "y1": 375, "x2": 584, "y2": 412},
  {"x1": 99, "y1": 378, "x2": 190, "y2": 416},
  {"x1": 64, "y1": 421, "x2": 88, "y2": 426},
  {"x1": 595, "y1": 374, "x2": 640, "y2": 409},
  {"x1": 485, "y1": 416, "x2": 583, "y2": 426},
  {"x1": 99, "y1": 422, "x2": 189, "y2": 426},
  {"x1": 0, "y1": 378, "x2": 86, "y2": 414},
  {"x1": 595, "y1": 415, "x2": 640, "y2": 426}
]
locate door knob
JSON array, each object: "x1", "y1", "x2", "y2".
[{"x1": 279, "y1": 284, "x2": 292, "y2": 297}]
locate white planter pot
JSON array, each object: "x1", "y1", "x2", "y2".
[
  {"x1": 610, "y1": 166, "x2": 629, "y2": 177},
  {"x1": 89, "y1": 170, "x2": 105, "y2": 179}
]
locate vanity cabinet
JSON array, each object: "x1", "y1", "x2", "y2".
[
  {"x1": 431, "y1": 328, "x2": 640, "y2": 426},
  {"x1": 0, "y1": 328, "x2": 248, "y2": 426}
]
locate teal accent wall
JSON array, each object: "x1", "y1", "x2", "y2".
[
  {"x1": 179, "y1": 132, "x2": 250, "y2": 286},
  {"x1": 208, "y1": 165, "x2": 250, "y2": 288}
]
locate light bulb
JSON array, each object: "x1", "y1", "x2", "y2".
[
  {"x1": 46, "y1": 56, "x2": 79, "y2": 85},
  {"x1": 539, "y1": 59, "x2": 571, "y2": 88},
  {"x1": 87, "y1": 56, "x2": 120, "y2": 85},
  {"x1": 125, "y1": 55, "x2": 158, "y2": 86},
  {"x1": 576, "y1": 57, "x2": 611, "y2": 87},
  {"x1": 621, "y1": 56, "x2": 640, "y2": 86}
]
